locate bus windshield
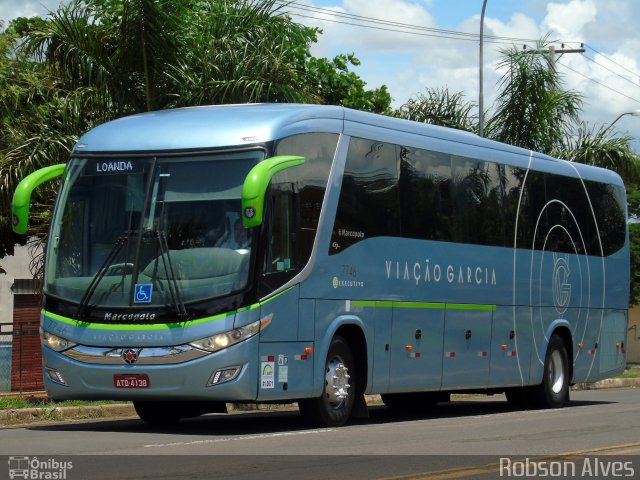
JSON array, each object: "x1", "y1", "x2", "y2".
[{"x1": 46, "y1": 150, "x2": 264, "y2": 310}]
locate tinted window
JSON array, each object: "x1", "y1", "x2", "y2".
[
  {"x1": 330, "y1": 137, "x2": 625, "y2": 257},
  {"x1": 399, "y1": 146, "x2": 452, "y2": 241},
  {"x1": 330, "y1": 138, "x2": 399, "y2": 254},
  {"x1": 586, "y1": 181, "x2": 626, "y2": 256},
  {"x1": 451, "y1": 156, "x2": 507, "y2": 246},
  {"x1": 273, "y1": 132, "x2": 338, "y2": 266}
]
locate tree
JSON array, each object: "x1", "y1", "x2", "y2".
[
  {"x1": 0, "y1": 20, "x2": 78, "y2": 263},
  {"x1": 24, "y1": 0, "x2": 182, "y2": 114},
  {"x1": 557, "y1": 122, "x2": 640, "y2": 184},
  {"x1": 169, "y1": 0, "x2": 317, "y2": 105},
  {"x1": 304, "y1": 54, "x2": 391, "y2": 114},
  {"x1": 485, "y1": 39, "x2": 582, "y2": 154},
  {"x1": 394, "y1": 87, "x2": 476, "y2": 132}
]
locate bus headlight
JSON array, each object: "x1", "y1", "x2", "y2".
[
  {"x1": 41, "y1": 330, "x2": 77, "y2": 352},
  {"x1": 189, "y1": 319, "x2": 261, "y2": 353}
]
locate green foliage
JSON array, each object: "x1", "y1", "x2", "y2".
[
  {"x1": 394, "y1": 87, "x2": 476, "y2": 132},
  {"x1": 169, "y1": 0, "x2": 317, "y2": 105},
  {"x1": 486, "y1": 38, "x2": 582, "y2": 154},
  {"x1": 24, "y1": 0, "x2": 181, "y2": 113},
  {"x1": 305, "y1": 54, "x2": 391, "y2": 114},
  {"x1": 557, "y1": 122, "x2": 640, "y2": 185}
]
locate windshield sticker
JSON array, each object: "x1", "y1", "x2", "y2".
[
  {"x1": 134, "y1": 284, "x2": 153, "y2": 303},
  {"x1": 278, "y1": 355, "x2": 289, "y2": 383}
]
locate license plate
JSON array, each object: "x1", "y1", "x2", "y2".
[{"x1": 113, "y1": 374, "x2": 150, "y2": 388}]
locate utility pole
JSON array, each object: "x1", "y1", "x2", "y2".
[
  {"x1": 478, "y1": 0, "x2": 488, "y2": 138},
  {"x1": 522, "y1": 44, "x2": 586, "y2": 72}
]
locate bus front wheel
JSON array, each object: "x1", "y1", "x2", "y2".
[
  {"x1": 299, "y1": 336, "x2": 355, "y2": 427},
  {"x1": 134, "y1": 401, "x2": 182, "y2": 426}
]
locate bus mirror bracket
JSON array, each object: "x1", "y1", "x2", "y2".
[
  {"x1": 241, "y1": 155, "x2": 304, "y2": 228},
  {"x1": 12, "y1": 163, "x2": 66, "y2": 234}
]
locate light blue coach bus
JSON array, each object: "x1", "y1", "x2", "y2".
[{"x1": 12, "y1": 104, "x2": 629, "y2": 427}]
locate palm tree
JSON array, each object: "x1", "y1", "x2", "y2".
[
  {"x1": 25, "y1": 0, "x2": 180, "y2": 114},
  {"x1": 394, "y1": 87, "x2": 477, "y2": 132},
  {"x1": 557, "y1": 122, "x2": 640, "y2": 184},
  {"x1": 169, "y1": 0, "x2": 320, "y2": 106},
  {"x1": 485, "y1": 38, "x2": 582, "y2": 155}
]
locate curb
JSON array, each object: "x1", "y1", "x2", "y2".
[
  {"x1": 573, "y1": 377, "x2": 640, "y2": 390},
  {"x1": 0, "y1": 403, "x2": 136, "y2": 424}
]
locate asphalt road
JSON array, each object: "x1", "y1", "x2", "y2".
[{"x1": 1, "y1": 388, "x2": 639, "y2": 480}]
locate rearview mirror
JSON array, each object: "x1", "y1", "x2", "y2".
[
  {"x1": 241, "y1": 155, "x2": 304, "y2": 228},
  {"x1": 12, "y1": 164, "x2": 66, "y2": 234}
]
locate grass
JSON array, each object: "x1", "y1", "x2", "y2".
[
  {"x1": 617, "y1": 364, "x2": 640, "y2": 379},
  {"x1": 0, "y1": 396, "x2": 129, "y2": 411}
]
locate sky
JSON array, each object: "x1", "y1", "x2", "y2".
[{"x1": 1, "y1": 0, "x2": 640, "y2": 148}]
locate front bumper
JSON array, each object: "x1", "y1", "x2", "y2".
[{"x1": 41, "y1": 335, "x2": 259, "y2": 401}]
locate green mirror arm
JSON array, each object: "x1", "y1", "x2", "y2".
[
  {"x1": 241, "y1": 155, "x2": 304, "y2": 228},
  {"x1": 12, "y1": 163, "x2": 66, "y2": 234}
]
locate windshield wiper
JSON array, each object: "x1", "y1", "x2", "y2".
[
  {"x1": 156, "y1": 229, "x2": 188, "y2": 319},
  {"x1": 75, "y1": 236, "x2": 128, "y2": 318}
]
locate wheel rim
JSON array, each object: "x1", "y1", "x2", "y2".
[
  {"x1": 325, "y1": 356, "x2": 351, "y2": 409},
  {"x1": 548, "y1": 350, "x2": 565, "y2": 394}
]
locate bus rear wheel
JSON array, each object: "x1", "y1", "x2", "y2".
[
  {"x1": 299, "y1": 336, "x2": 355, "y2": 427},
  {"x1": 531, "y1": 334, "x2": 570, "y2": 409}
]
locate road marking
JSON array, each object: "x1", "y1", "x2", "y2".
[
  {"x1": 143, "y1": 428, "x2": 336, "y2": 448},
  {"x1": 378, "y1": 442, "x2": 640, "y2": 480}
]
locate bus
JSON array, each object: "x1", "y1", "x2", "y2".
[{"x1": 12, "y1": 104, "x2": 629, "y2": 427}]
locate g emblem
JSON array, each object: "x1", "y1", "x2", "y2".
[{"x1": 552, "y1": 254, "x2": 571, "y2": 314}]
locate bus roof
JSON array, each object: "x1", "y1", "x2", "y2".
[
  {"x1": 74, "y1": 103, "x2": 344, "y2": 154},
  {"x1": 73, "y1": 103, "x2": 624, "y2": 187}
]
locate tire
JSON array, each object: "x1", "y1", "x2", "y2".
[
  {"x1": 299, "y1": 336, "x2": 355, "y2": 427},
  {"x1": 134, "y1": 401, "x2": 182, "y2": 426},
  {"x1": 530, "y1": 334, "x2": 570, "y2": 408}
]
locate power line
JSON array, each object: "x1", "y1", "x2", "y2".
[
  {"x1": 280, "y1": 1, "x2": 640, "y2": 107},
  {"x1": 582, "y1": 54, "x2": 640, "y2": 90},
  {"x1": 558, "y1": 60, "x2": 640, "y2": 104},
  {"x1": 585, "y1": 44, "x2": 640, "y2": 80},
  {"x1": 277, "y1": 0, "x2": 543, "y2": 45}
]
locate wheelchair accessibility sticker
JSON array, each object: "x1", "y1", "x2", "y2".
[{"x1": 134, "y1": 284, "x2": 153, "y2": 303}]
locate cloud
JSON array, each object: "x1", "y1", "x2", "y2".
[{"x1": 542, "y1": 0, "x2": 597, "y2": 41}]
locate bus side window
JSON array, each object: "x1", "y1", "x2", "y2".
[{"x1": 264, "y1": 185, "x2": 297, "y2": 274}]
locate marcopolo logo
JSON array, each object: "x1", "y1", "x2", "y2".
[{"x1": 8, "y1": 456, "x2": 73, "y2": 479}]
